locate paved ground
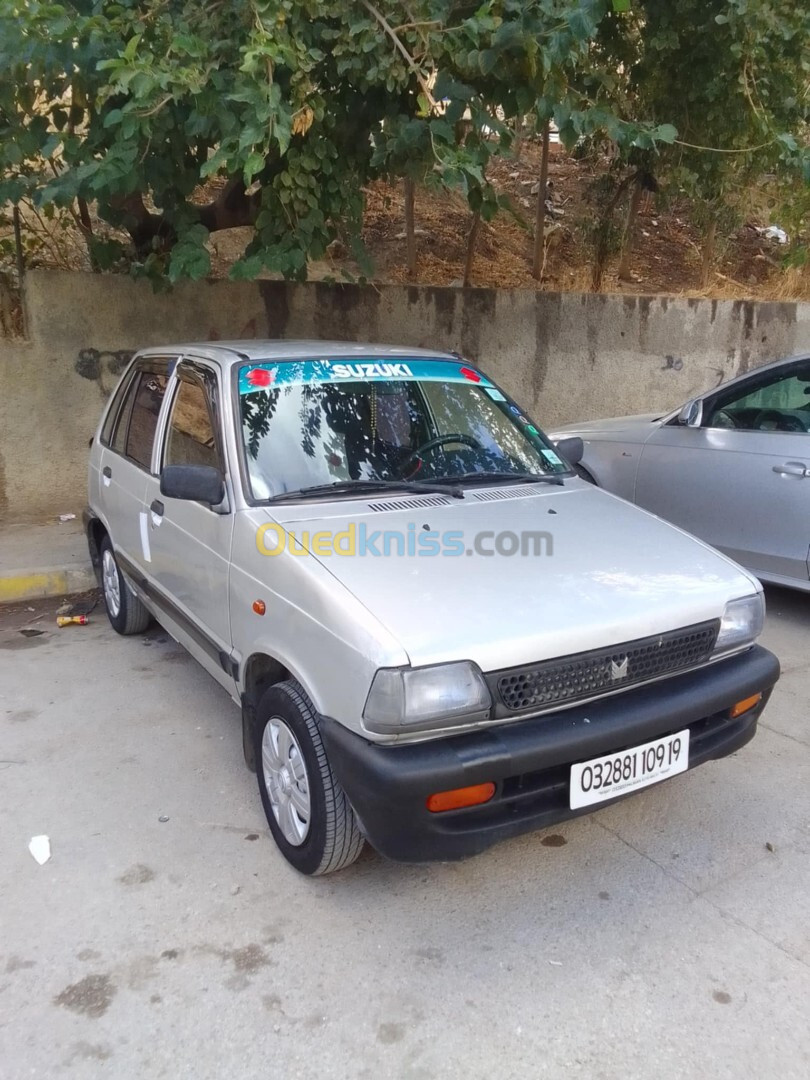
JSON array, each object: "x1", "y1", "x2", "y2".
[{"x1": 1, "y1": 587, "x2": 809, "y2": 1080}]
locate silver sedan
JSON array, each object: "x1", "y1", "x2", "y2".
[{"x1": 552, "y1": 353, "x2": 810, "y2": 592}]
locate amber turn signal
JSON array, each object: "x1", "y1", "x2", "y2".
[
  {"x1": 426, "y1": 782, "x2": 496, "y2": 813},
  {"x1": 252, "y1": 600, "x2": 266, "y2": 616},
  {"x1": 730, "y1": 692, "x2": 762, "y2": 719}
]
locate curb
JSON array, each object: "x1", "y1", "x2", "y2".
[{"x1": 0, "y1": 564, "x2": 97, "y2": 604}]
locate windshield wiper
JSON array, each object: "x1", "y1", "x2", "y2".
[
  {"x1": 432, "y1": 471, "x2": 565, "y2": 487},
  {"x1": 267, "y1": 478, "x2": 465, "y2": 503}
]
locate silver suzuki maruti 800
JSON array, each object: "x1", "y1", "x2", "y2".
[{"x1": 85, "y1": 342, "x2": 780, "y2": 874}]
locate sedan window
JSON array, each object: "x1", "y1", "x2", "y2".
[{"x1": 705, "y1": 362, "x2": 810, "y2": 433}]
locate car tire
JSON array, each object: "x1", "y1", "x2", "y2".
[
  {"x1": 99, "y1": 536, "x2": 152, "y2": 635},
  {"x1": 255, "y1": 679, "x2": 364, "y2": 876}
]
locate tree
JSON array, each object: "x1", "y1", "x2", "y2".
[
  {"x1": 631, "y1": 0, "x2": 810, "y2": 286},
  {"x1": 1, "y1": 0, "x2": 673, "y2": 286}
]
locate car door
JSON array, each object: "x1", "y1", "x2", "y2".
[
  {"x1": 141, "y1": 358, "x2": 235, "y2": 691},
  {"x1": 635, "y1": 358, "x2": 810, "y2": 585},
  {"x1": 97, "y1": 359, "x2": 173, "y2": 572}
]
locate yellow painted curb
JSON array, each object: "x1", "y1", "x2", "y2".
[{"x1": 0, "y1": 566, "x2": 96, "y2": 604}]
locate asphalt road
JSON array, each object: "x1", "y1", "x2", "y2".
[{"x1": 1, "y1": 588, "x2": 809, "y2": 1080}]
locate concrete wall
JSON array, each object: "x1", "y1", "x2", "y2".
[{"x1": 2, "y1": 269, "x2": 809, "y2": 521}]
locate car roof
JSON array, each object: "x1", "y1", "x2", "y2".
[{"x1": 137, "y1": 340, "x2": 459, "y2": 365}]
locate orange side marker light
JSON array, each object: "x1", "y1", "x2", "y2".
[
  {"x1": 730, "y1": 692, "x2": 762, "y2": 719},
  {"x1": 426, "y1": 782, "x2": 496, "y2": 813}
]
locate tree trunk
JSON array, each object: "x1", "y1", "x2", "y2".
[
  {"x1": 463, "y1": 211, "x2": 481, "y2": 287},
  {"x1": 590, "y1": 171, "x2": 636, "y2": 292},
  {"x1": 531, "y1": 118, "x2": 551, "y2": 281},
  {"x1": 111, "y1": 178, "x2": 262, "y2": 256},
  {"x1": 513, "y1": 116, "x2": 523, "y2": 161},
  {"x1": 700, "y1": 217, "x2": 716, "y2": 288},
  {"x1": 76, "y1": 197, "x2": 99, "y2": 272},
  {"x1": 617, "y1": 179, "x2": 643, "y2": 281},
  {"x1": 403, "y1": 176, "x2": 416, "y2": 278},
  {"x1": 12, "y1": 205, "x2": 24, "y2": 282}
]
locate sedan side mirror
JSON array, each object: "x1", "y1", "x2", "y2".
[
  {"x1": 554, "y1": 436, "x2": 584, "y2": 467},
  {"x1": 160, "y1": 464, "x2": 225, "y2": 505},
  {"x1": 677, "y1": 399, "x2": 703, "y2": 427}
]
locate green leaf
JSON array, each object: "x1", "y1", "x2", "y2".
[
  {"x1": 243, "y1": 151, "x2": 266, "y2": 184},
  {"x1": 478, "y1": 49, "x2": 498, "y2": 75},
  {"x1": 653, "y1": 123, "x2": 678, "y2": 144}
]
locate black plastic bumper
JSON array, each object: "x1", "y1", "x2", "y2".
[{"x1": 320, "y1": 645, "x2": 780, "y2": 863}]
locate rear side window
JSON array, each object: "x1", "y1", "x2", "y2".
[
  {"x1": 100, "y1": 368, "x2": 136, "y2": 447},
  {"x1": 125, "y1": 373, "x2": 169, "y2": 470},
  {"x1": 111, "y1": 374, "x2": 139, "y2": 455}
]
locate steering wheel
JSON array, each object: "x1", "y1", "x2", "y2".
[
  {"x1": 754, "y1": 409, "x2": 808, "y2": 433},
  {"x1": 710, "y1": 409, "x2": 740, "y2": 430},
  {"x1": 398, "y1": 433, "x2": 483, "y2": 477}
]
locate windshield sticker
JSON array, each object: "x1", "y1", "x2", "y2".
[
  {"x1": 246, "y1": 367, "x2": 277, "y2": 388},
  {"x1": 239, "y1": 358, "x2": 493, "y2": 394},
  {"x1": 484, "y1": 387, "x2": 506, "y2": 401},
  {"x1": 543, "y1": 449, "x2": 564, "y2": 465}
]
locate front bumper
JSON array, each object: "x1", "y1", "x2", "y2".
[{"x1": 320, "y1": 645, "x2": 779, "y2": 863}]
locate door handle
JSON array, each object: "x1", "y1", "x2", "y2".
[
  {"x1": 772, "y1": 462, "x2": 809, "y2": 478},
  {"x1": 150, "y1": 499, "x2": 164, "y2": 516},
  {"x1": 102, "y1": 466, "x2": 112, "y2": 478}
]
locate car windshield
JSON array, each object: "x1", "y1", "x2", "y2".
[{"x1": 237, "y1": 357, "x2": 569, "y2": 500}]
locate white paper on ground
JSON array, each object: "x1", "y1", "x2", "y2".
[{"x1": 28, "y1": 835, "x2": 51, "y2": 865}]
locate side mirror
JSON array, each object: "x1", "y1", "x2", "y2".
[
  {"x1": 678, "y1": 399, "x2": 703, "y2": 427},
  {"x1": 160, "y1": 464, "x2": 224, "y2": 505},
  {"x1": 555, "y1": 436, "x2": 584, "y2": 467}
]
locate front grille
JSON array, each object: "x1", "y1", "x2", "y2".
[{"x1": 492, "y1": 620, "x2": 720, "y2": 714}]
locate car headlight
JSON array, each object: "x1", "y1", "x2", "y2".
[
  {"x1": 715, "y1": 593, "x2": 765, "y2": 654},
  {"x1": 363, "y1": 661, "x2": 492, "y2": 735}
]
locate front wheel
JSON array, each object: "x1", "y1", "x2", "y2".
[
  {"x1": 255, "y1": 680, "x2": 364, "y2": 875},
  {"x1": 100, "y1": 537, "x2": 152, "y2": 635}
]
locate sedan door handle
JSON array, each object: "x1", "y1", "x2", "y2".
[
  {"x1": 772, "y1": 462, "x2": 809, "y2": 478},
  {"x1": 102, "y1": 466, "x2": 112, "y2": 479},
  {"x1": 150, "y1": 499, "x2": 165, "y2": 516}
]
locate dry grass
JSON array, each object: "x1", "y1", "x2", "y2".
[{"x1": 2, "y1": 143, "x2": 807, "y2": 302}]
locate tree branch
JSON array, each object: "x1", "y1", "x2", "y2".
[
  {"x1": 360, "y1": 0, "x2": 437, "y2": 110},
  {"x1": 109, "y1": 178, "x2": 261, "y2": 255}
]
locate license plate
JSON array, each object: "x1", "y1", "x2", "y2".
[{"x1": 569, "y1": 729, "x2": 690, "y2": 810}]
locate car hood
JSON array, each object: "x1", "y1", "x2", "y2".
[
  {"x1": 264, "y1": 483, "x2": 758, "y2": 671},
  {"x1": 551, "y1": 412, "x2": 662, "y2": 441}
]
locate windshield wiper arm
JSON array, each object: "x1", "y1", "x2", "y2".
[
  {"x1": 432, "y1": 471, "x2": 565, "y2": 487},
  {"x1": 268, "y1": 478, "x2": 464, "y2": 503}
]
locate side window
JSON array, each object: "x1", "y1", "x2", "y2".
[
  {"x1": 164, "y1": 377, "x2": 223, "y2": 472},
  {"x1": 111, "y1": 373, "x2": 140, "y2": 455},
  {"x1": 706, "y1": 362, "x2": 810, "y2": 433},
  {"x1": 100, "y1": 368, "x2": 135, "y2": 447},
  {"x1": 125, "y1": 373, "x2": 170, "y2": 469}
]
